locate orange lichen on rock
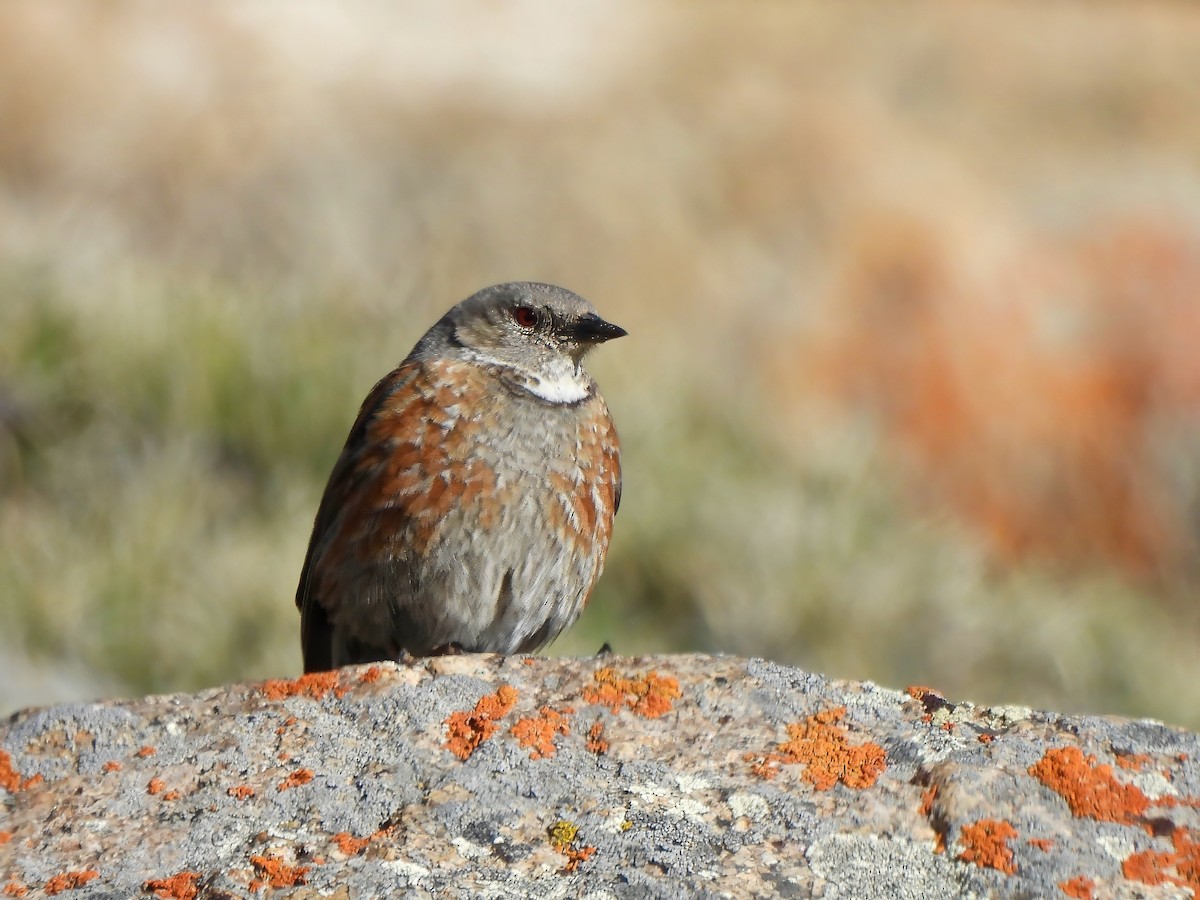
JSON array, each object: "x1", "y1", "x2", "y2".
[
  {"x1": 331, "y1": 832, "x2": 371, "y2": 856},
  {"x1": 1029, "y1": 746, "x2": 1149, "y2": 825},
  {"x1": 748, "y1": 707, "x2": 886, "y2": 790},
  {"x1": 135, "y1": 746, "x2": 156, "y2": 758},
  {"x1": 444, "y1": 685, "x2": 519, "y2": 761},
  {"x1": 0, "y1": 751, "x2": 28, "y2": 793},
  {"x1": 582, "y1": 667, "x2": 681, "y2": 718},
  {"x1": 259, "y1": 671, "x2": 347, "y2": 701},
  {"x1": 277, "y1": 768, "x2": 314, "y2": 791},
  {"x1": 275, "y1": 715, "x2": 299, "y2": 736},
  {"x1": 1115, "y1": 753, "x2": 1152, "y2": 772},
  {"x1": 248, "y1": 856, "x2": 308, "y2": 890},
  {"x1": 0, "y1": 831, "x2": 11, "y2": 845},
  {"x1": 511, "y1": 706, "x2": 572, "y2": 760},
  {"x1": 101, "y1": 761, "x2": 122, "y2": 773},
  {"x1": 1122, "y1": 825, "x2": 1200, "y2": 895},
  {"x1": 43, "y1": 871, "x2": 99, "y2": 895},
  {"x1": 2, "y1": 883, "x2": 27, "y2": 897},
  {"x1": 143, "y1": 872, "x2": 202, "y2": 900},
  {"x1": 147, "y1": 778, "x2": 166, "y2": 796},
  {"x1": 329, "y1": 825, "x2": 395, "y2": 853},
  {"x1": 227, "y1": 785, "x2": 255, "y2": 800},
  {"x1": 1058, "y1": 875, "x2": 1095, "y2": 899},
  {"x1": 359, "y1": 665, "x2": 384, "y2": 684},
  {"x1": 918, "y1": 785, "x2": 938, "y2": 817},
  {"x1": 958, "y1": 819, "x2": 1018, "y2": 875},
  {"x1": 548, "y1": 820, "x2": 596, "y2": 873},
  {"x1": 562, "y1": 844, "x2": 596, "y2": 873},
  {"x1": 1027, "y1": 838, "x2": 1054, "y2": 851},
  {"x1": 586, "y1": 722, "x2": 609, "y2": 755}
]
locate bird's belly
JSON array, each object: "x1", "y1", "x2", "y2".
[{"x1": 411, "y1": 466, "x2": 604, "y2": 653}]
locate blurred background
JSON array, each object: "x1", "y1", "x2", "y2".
[{"x1": 3, "y1": 2, "x2": 1200, "y2": 728}]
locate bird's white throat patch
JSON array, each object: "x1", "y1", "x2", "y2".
[
  {"x1": 526, "y1": 365, "x2": 590, "y2": 403},
  {"x1": 466, "y1": 351, "x2": 591, "y2": 404}
]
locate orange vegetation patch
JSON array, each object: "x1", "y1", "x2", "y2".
[
  {"x1": 162, "y1": 789, "x2": 181, "y2": 801},
  {"x1": 748, "y1": 707, "x2": 886, "y2": 790},
  {"x1": 277, "y1": 768, "x2": 314, "y2": 791},
  {"x1": 359, "y1": 665, "x2": 384, "y2": 684},
  {"x1": 1029, "y1": 747, "x2": 1149, "y2": 825},
  {"x1": 102, "y1": 761, "x2": 122, "y2": 773},
  {"x1": 1027, "y1": 838, "x2": 1054, "y2": 851},
  {"x1": 511, "y1": 706, "x2": 572, "y2": 760},
  {"x1": 582, "y1": 668, "x2": 681, "y2": 718},
  {"x1": 444, "y1": 685, "x2": 519, "y2": 761},
  {"x1": 43, "y1": 871, "x2": 99, "y2": 895},
  {"x1": 259, "y1": 671, "x2": 348, "y2": 701},
  {"x1": 248, "y1": 856, "x2": 308, "y2": 891},
  {"x1": 586, "y1": 722, "x2": 609, "y2": 755},
  {"x1": 143, "y1": 872, "x2": 202, "y2": 900},
  {"x1": 1059, "y1": 875, "x2": 1095, "y2": 899},
  {"x1": 135, "y1": 746, "x2": 156, "y2": 758},
  {"x1": 1122, "y1": 825, "x2": 1200, "y2": 895},
  {"x1": 958, "y1": 819, "x2": 1018, "y2": 875},
  {"x1": 147, "y1": 778, "x2": 166, "y2": 795},
  {"x1": 227, "y1": 785, "x2": 255, "y2": 800},
  {"x1": 2, "y1": 883, "x2": 26, "y2": 897},
  {"x1": 799, "y1": 218, "x2": 1200, "y2": 577}
]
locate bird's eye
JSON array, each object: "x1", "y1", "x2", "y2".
[{"x1": 512, "y1": 306, "x2": 538, "y2": 328}]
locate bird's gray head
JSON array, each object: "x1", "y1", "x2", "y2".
[{"x1": 410, "y1": 282, "x2": 626, "y2": 403}]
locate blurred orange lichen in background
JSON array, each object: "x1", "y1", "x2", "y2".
[{"x1": 788, "y1": 214, "x2": 1200, "y2": 579}]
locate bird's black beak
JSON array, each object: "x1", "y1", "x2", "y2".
[{"x1": 562, "y1": 312, "x2": 627, "y2": 344}]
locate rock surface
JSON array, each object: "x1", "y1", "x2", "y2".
[{"x1": 1, "y1": 654, "x2": 1198, "y2": 898}]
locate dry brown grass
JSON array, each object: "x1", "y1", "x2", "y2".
[{"x1": 3, "y1": 1, "x2": 1200, "y2": 726}]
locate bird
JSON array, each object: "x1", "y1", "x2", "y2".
[{"x1": 296, "y1": 282, "x2": 625, "y2": 673}]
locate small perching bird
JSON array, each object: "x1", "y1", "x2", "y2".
[{"x1": 296, "y1": 282, "x2": 625, "y2": 673}]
